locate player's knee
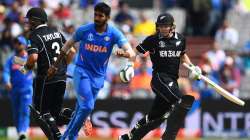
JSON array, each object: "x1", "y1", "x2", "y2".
[
  {"x1": 178, "y1": 95, "x2": 195, "y2": 109},
  {"x1": 79, "y1": 100, "x2": 95, "y2": 112},
  {"x1": 79, "y1": 104, "x2": 94, "y2": 114}
]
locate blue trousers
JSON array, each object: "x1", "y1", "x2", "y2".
[
  {"x1": 9, "y1": 87, "x2": 32, "y2": 134},
  {"x1": 61, "y1": 66, "x2": 102, "y2": 140}
]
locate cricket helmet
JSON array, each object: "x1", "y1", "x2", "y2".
[
  {"x1": 26, "y1": 7, "x2": 48, "y2": 22},
  {"x1": 156, "y1": 13, "x2": 174, "y2": 26}
]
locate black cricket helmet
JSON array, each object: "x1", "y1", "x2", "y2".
[
  {"x1": 26, "y1": 7, "x2": 48, "y2": 22},
  {"x1": 156, "y1": 13, "x2": 175, "y2": 27}
]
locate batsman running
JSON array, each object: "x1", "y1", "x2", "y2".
[{"x1": 119, "y1": 12, "x2": 202, "y2": 140}]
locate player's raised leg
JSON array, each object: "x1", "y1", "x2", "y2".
[{"x1": 161, "y1": 95, "x2": 195, "y2": 140}]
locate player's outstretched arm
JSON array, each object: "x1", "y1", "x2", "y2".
[
  {"x1": 47, "y1": 38, "x2": 76, "y2": 79},
  {"x1": 115, "y1": 43, "x2": 136, "y2": 60},
  {"x1": 66, "y1": 47, "x2": 76, "y2": 64},
  {"x1": 17, "y1": 54, "x2": 38, "y2": 74}
]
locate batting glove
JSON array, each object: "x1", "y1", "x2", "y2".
[{"x1": 189, "y1": 65, "x2": 202, "y2": 80}]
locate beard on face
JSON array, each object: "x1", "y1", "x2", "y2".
[{"x1": 94, "y1": 20, "x2": 106, "y2": 27}]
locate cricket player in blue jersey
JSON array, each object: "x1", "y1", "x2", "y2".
[
  {"x1": 3, "y1": 36, "x2": 33, "y2": 140},
  {"x1": 47, "y1": 2, "x2": 136, "y2": 140}
]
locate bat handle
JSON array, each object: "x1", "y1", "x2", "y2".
[{"x1": 183, "y1": 63, "x2": 194, "y2": 71}]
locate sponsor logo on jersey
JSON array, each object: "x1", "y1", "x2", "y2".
[
  {"x1": 176, "y1": 41, "x2": 181, "y2": 46},
  {"x1": 87, "y1": 33, "x2": 94, "y2": 41},
  {"x1": 85, "y1": 43, "x2": 107, "y2": 53},
  {"x1": 159, "y1": 41, "x2": 166, "y2": 48},
  {"x1": 168, "y1": 82, "x2": 173, "y2": 87},
  {"x1": 104, "y1": 36, "x2": 110, "y2": 41},
  {"x1": 159, "y1": 50, "x2": 181, "y2": 57}
]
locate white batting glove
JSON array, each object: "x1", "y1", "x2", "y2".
[
  {"x1": 119, "y1": 62, "x2": 134, "y2": 83},
  {"x1": 13, "y1": 56, "x2": 26, "y2": 66},
  {"x1": 189, "y1": 65, "x2": 202, "y2": 80}
]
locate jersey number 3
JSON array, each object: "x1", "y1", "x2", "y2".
[{"x1": 52, "y1": 42, "x2": 60, "y2": 62}]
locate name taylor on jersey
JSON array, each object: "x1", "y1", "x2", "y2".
[{"x1": 42, "y1": 32, "x2": 61, "y2": 42}]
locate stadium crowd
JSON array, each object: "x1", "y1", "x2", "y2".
[{"x1": 0, "y1": 0, "x2": 250, "y2": 101}]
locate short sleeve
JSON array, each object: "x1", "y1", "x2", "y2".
[
  {"x1": 27, "y1": 34, "x2": 42, "y2": 55},
  {"x1": 180, "y1": 38, "x2": 186, "y2": 55},
  {"x1": 113, "y1": 27, "x2": 128, "y2": 48},
  {"x1": 73, "y1": 25, "x2": 85, "y2": 42},
  {"x1": 136, "y1": 36, "x2": 153, "y2": 54}
]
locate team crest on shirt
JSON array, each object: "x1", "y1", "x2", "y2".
[
  {"x1": 104, "y1": 36, "x2": 110, "y2": 41},
  {"x1": 159, "y1": 41, "x2": 166, "y2": 48},
  {"x1": 176, "y1": 41, "x2": 181, "y2": 46},
  {"x1": 87, "y1": 33, "x2": 94, "y2": 41}
]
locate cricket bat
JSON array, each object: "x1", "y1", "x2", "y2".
[{"x1": 183, "y1": 63, "x2": 245, "y2": 106}]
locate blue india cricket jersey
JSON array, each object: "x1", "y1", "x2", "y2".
[{"x1": 73, "y1": 23, "x2": 128, "y2": 76}]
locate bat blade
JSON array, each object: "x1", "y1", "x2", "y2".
[{"x1": 183, "y1": 63, "x2": 245, "y2": 106}]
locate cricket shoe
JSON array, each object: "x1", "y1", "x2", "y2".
[
  {"x1": 118, "y1": 134, "x2": 130, "y2": 140},
  {"x1": 83, "y1": 119, "x2": 92, "y2": 136},
  {"x1": 18, "y1": 134, "x2": 27, "y2": 140}
]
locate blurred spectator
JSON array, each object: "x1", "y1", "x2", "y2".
[
  {"x1": 160, "y1": 0, "x2": 178, "y2": 10},
  {"x1": 130, "y1": 65, "x2": 152, "y2": 98},
  {"x1": 19, "y1": 0, "x2": 31, "y2": 17},
  {"x1": 219, "y1": 56, "x2": 241, "y2": 96},
  {"x1": 0, "y1": 19, "x2": 13, "y2": 67},
  {"x1": 2, "y1": 0, "x2": 14, "y2": 6},
  {"x1": 215, "y1": 19, "x2": 239, "y2": 50},
  {"x1": 133, "y1": 12, "x2": 155, "y2": 38},
  {"x1": 6, "y1": 1, "x2": 21, "y2": 23},
  {"x1": 54, "y1": 3, "x2": 72, "y2": 20},
  {"x1": 114, "y1": 1, "x2": 134, "y2": 28},
  {"x1": 120, "y1": 24, "x2": 138, "y2": 48},
  {"x1": 62, "y1": 20, "x2": 75, "y2": 40},
  {"x1": 208, "y1": 0, "x2": 234, "y2": 36},
  {"x1": 44, "y1": 0, "x2": 60, "y2": 9},
  {"x1": 233, "y1": 0, "x2": 249, "y2": 13},
  {"x1": 0, "y1": 4, "x2": 6, "y2": 29},
  {"x1": 192, "y1": 64, "x2": 220, "y2": 99},
  {"x1": 167, "y1": 7, "x2": 186, "y2": 33},
  {"x1": 241, "y1": 40, "x2": 250, "y2": 70},
  {"x1": 186, "y1": 0, "x2": 211, "y2": 36},
  {"x1": 205, "y1": 41, "x2": 226, "y2": 71},
  {"x1": 39, "y1": 0, "x2": 53, "y2": 17},
  {"x1": 79, "y1": 0, "x2": 100, "y2": 9},
  {"x1": 28, "y1": 0, "x2": 40, "y2": 7}
]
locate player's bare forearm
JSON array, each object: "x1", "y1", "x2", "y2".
[
  {"x1": 66, "y1": 47, "x2": 76, "y2": 64},
  {"x1": 61, "y1": 38, "x2": 76, "y2": 54},
  {"x1": 116, "y1": 43, "x2": 136, "y2": 61},
  {"x1": 55, "y1": 38, "x2": 76, "y2": 67},
  {"x1": 181, "y1": 53, "x2": 193, "y2": 65}
]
